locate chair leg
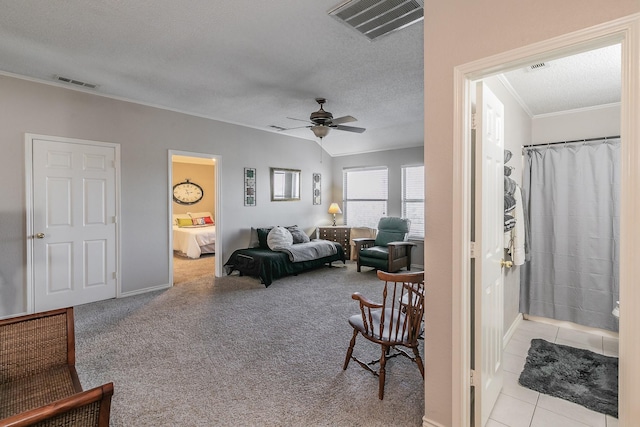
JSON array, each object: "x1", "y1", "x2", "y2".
[
  {"x1": 412, "y1": 347, "x2": 425, "y2": 379},
  {"x1": 379, "y1": 345, "x2": 387, "y2": 400},
  {"x1": 343, "y1": 330, "x2": 358, "y2": 370}
]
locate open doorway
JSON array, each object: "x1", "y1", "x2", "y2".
[
  {"x1": 168, "y1": 150, "x2": 222, "y2": 286},
  {"x1": 451, "y1": 15, "x2": 640, "y2": 427},
  {"x1": 471, "y1": 43, "x2": 621, "y2": 427}
]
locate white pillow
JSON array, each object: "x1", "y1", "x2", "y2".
[{"x1": 267, "y1": 226, "x2": 293, "y2": 250}]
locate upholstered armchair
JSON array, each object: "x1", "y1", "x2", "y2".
[{"x1": 353, "y1": 217, "x2": 416, "y2": 272}]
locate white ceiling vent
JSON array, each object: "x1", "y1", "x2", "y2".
[
  {"x1": 54, "y1": 75, "x2": 99, "y2": 89},
  {"x1": 525, "y1": 62, "x2": 549, "y2": 72},
  {"x1": 328, "y1": 0, "x2": 424, "y2": 41}
]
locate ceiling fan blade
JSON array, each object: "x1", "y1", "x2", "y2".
[
  {"x1": 334, "y1": 124, "x2": 366, "y2": 133},
  {"x1": 286, "y1": 117, "x2": 312, "y2": 124},
  {"x1": 331, "y1": 115, "x2": 357, "y2": 125},
  {"x1": 279, "y1": 125, "x2": 311, "y2": 131}
]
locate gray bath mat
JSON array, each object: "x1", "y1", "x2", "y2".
[{"x1": 518, "y1": 339, "x2": 618, "y2": 417}]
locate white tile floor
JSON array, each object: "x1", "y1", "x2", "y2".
[{"x1": 488, "y1": 319, "x2": 619, "y2": 427}]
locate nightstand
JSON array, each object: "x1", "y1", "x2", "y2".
[{"x1": 317, "y1": 226, "x2": 350, "y2": 259}]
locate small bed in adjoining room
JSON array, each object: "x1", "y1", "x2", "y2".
[{"x1": 173, "y1": 212, "x2": 216, "y2": 259}]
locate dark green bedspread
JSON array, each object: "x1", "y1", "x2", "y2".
[{"x1": 224, "y1": 243, "x2": 345, "y2": 287}]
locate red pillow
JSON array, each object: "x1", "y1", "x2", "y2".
[{"x1": 204, "y1": 216, "x2": 214, "y2": 224}]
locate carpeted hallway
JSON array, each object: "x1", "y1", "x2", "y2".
[
  {"x1": 74, "y1": 261, "x2": 425, "y2": 426},
  {"x1": 172, "y1": 254, "x2": 216, "y2": 285}
]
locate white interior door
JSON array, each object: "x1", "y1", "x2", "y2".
[
  {"x1": 31, "y1": 137, "x2": 118, "y2": 312},
  {"x1": 474, "y1": 82, "x2": 505, "y2": 427}
]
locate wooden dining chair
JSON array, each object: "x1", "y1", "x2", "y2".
[{"x1": 343, "y1": 270, "x2": 425, "y2": 399}]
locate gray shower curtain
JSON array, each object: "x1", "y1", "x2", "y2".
[{"x1": 520, "y1": 138, "x2": 620, "y2": 331}]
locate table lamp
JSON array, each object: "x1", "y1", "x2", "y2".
[{"x1": 328, "y1": 203, "x2": 342, "y2": 226}]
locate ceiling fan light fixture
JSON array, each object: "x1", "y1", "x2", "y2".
[{"x1": 311, "y1": 125, "x2": 330, "y2": 139}]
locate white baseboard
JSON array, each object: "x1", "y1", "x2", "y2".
[
  {"x1": 0, "y1": 311, "x2": 29, "y2": 320},
  {"x1": 524, "y1": 314, "x2": 619, "y2": 338},
  {"x1": 423, "y1": 416, "x2": 447, "y2": 427},
  {"x1": 119, "y1": 283, "x2": 170, "y2": 298},
  {"x1": 503, "y1": 313, "x2": 523, "y2": 348}
]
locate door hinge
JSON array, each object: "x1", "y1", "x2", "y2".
[
  {"x1": 112, "y1": 272, "x2": 117, "y2": 280},
  {"x1": 112, "y1": 216, "x2": 117, "y2": 224},
  {"x1": 470, "y1": 241, "x2": 476, "y2": 258},
  {"x1": 471, "y1": 113, "x2": 477, "y2": 130},
  {"x1": 470, "y1": 369, "x2": 476, "y2": 387}
]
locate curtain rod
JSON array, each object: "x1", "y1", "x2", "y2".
[{"x1": 523, "y1": 135, "x2": 620, "y2": 149}]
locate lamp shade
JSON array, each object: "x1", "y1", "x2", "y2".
[{"x1": 328, "y1": 203, "x2": 342, "y2": 214}]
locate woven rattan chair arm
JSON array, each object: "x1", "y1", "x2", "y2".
[{"x1": 0, "y1": 383, "x2": 114, "y2": 427}]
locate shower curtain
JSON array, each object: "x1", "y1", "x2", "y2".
[{"x1": 520, "y1": 138, "x2": 620, "y2": 331}]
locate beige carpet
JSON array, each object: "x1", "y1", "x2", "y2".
[{"x1": 173, "y1": 253, "x2": 215, "y2": 285}]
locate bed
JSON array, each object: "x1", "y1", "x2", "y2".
[
  {"x1": 224, "y1": 226, "x2": 346, "y2": 286},
  {"x1": 173, "y1": 212, "x2": 216, "y2": 259}
]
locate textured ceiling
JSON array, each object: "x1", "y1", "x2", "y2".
[
  {"x1": 501, "y1": 44, "x2": 621, "y2": 117},
  {"x1": 0, "y1": 0, "x2": 424, "y2": 157},
  {"x1": 0, "y1": 2, "x2": 622, "y2": 156}
]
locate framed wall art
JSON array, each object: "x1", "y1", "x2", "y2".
[
  {"x1": 312, "y1": 173, "x2": 321, "y2": 205},
  {"x1": 244, "y1": 167, "x2": 256, "y2": 206}
]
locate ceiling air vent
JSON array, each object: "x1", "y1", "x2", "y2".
[
  {"x1": 55, "y1": 75, "x2": 99, "y2": 89},
  {"x1": 328, "y1": 0, "x2": 424, "y2": 41},
  {"x1": 525, "y1": 62, "x2": 549, "y2": 72}
]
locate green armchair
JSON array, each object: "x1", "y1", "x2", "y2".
[{"x1": 354, "y1": 217, "x2": 416, "y2": 272}]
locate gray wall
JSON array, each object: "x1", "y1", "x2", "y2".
[
  {"x1": 330, "y1": 146, "x2": 425, "y2": 267},
  {"x1": 0, "y1": 75, "x2": 337, "y2": 317}
]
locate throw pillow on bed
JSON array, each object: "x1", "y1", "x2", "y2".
[
  {"x1": 257, "y1": 227, "x2": 274, "y2": 248},
  {"x1": 192, "y1": 217, "x2": 206, "y2": 225},
  {"x1": 267, "y1": 226, "x2": 293, "y2": 250},
  {"x1": 286, "y1": 225, "x2": 310, "y2": 244},
  {"x1": 177, "y1": 218, "x2": 193, "y2": 227},
  {"x1": 249, "y1": 227, "x2": 260, "y2": 248}
]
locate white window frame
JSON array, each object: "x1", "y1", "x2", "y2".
[
  {"x1": 401, "y1": 164, "x2": 425, "y2": 239},
  {"x1": 342, "y1": 166, "x2": 388, "y2": 228}
]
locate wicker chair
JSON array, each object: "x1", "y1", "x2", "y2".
[
  {"x1": 0, "y1": 307, "x2": 114, "y2": 427},
  {"x1": 343, "y1": 270, "x2": 425, "y2": 399}
]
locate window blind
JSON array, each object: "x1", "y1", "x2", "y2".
[
  {"x1": 402, "y1": 165, "x2": 424, "y2": 238},
  {"x1": 343, "y1": 167, "x2": 388, "y2": 228}
]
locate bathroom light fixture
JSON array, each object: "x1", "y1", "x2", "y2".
[{"x1": 328, "y1": 203, "x2": 342, "y2": 226}]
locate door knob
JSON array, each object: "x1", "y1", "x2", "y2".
[
  {"x1": 35, "y1": 233, "x2": 45, "y2": 239},
  {"x1": 500, "y1": 259, "x2": 513, "y2": 268}
]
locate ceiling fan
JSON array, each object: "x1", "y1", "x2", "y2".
[{"x1": 284, "y1": 98, "x2": 366, "y2": 139}]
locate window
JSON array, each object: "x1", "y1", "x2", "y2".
[
  {"x1": 402, "y1": 165, "x2": 424, "y2": 238},
  {"x1": 343, "y1": 167, "x2": 388, "y2": 228}
]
